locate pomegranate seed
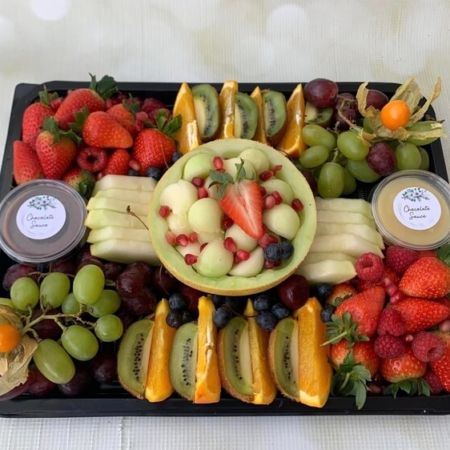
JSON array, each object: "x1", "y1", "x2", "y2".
[
  {"x1": 135, "y1": 121, "x2": 145, "y2": 132},
  {"x1": 439, "y1": 320, "x2": 450, "y2": 333},
  {"x1": 236, "y1": 249, "x2": 250, "y2": 261},
  {"x1": 129, "y1": 159, "x2": 141, "y2": 172},
  {"x1": 264, "y1": 195, "x2": 276, "y2": 210},
  {"x1": 197, "y1": 187, "x2": 209, "y2": 199},
  {"x1": 390, "y1": 290, "x2": 405, "y2": 304},
  {"x1": 264, "y1": 260, "x2": 275, "y2": 269},
  {"x1": 135, "y1": 111, "x2": 149, "y2": 122},
  {"x1": 192, "y1": 177, "x2": 204, "y2": 187},
  {"x1": 200, "y1": 243, "x2": 208, "y2": 252},
  {"x1": 176, "y1": 234, "x2": 189, "y2": 246},
  {"x1": 165, "y1": 231, "x2": 176, "y2": 245},
  {"x1": 272, "y1": 191, "x2": 282, "y2": 204},
  {"x1": 258, "y1": 233, "x2": 272, "y2": 248},
  {"x1": 403, "y1": 334, "x2": 414, "y2": 343},
  {"x1": 105, "y1": 99, "x2": 114, "y2": 109},
  {"x1": 273, "y1": 164, "x2": 283, "y2": 172},
  {"x1": 224, "y1": 237, "x2": 237, "y2": 253},
  {"x1": 268, "y1": 234, "x2": 279, "y2": 244},
  {"x1": 188, "y1": 232, "x2": 198, "y2": 243},
  {"x1": 184, "y1": 254, "x2": 198, "y2": 265},
  {"x1": 222, "y1": 217, "x2": 234, "y2": 229},
  {"x1": 159, "y1": 205, "x2": 170, "y2": 218},
  {"x1": 259, "y1": 170, "x2": 274, "y2": 181},
  {"x1": 273, "y1": 260, "x2": 281, "y2": 267},
  {"x1": 234, "y1": 254, "x2": 242, "y2": 264},
  {"x1": 213, "y1": 156, "x2": 223, "y2": 169},
  {"x1": 259, "y1": 186, "x2": 267, "y2": 196},
  {"x1": 262, "y1": 224, "x2": 269, "y2": 233},
  {"x1": 96, "y1": 172, "x2": 104, "y2": 180},
  {"x1": 292, "y1": 198, "x2": 304, "y2": 212}
]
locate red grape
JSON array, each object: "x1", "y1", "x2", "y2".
[
  {"x1": 116, "y1": 271, "x2": 146, "y2": 297},
  {"x1": 122, "y1": 287, "x2": 157, "y2": 315},
  {"x1": 366, "y1": 142, "x2": 397, "y2": 176},
  {"x1": 276, "y1": 275, "x2": 310, "y2": 311},
  {"x1": 51, "y1": 259, "x2": 76, "y2": 276},
  {"x1": 365, "y1": 89, "x2": 389, "y2": 110},
  {"x1": 90, "y1": 353, "x2": 117, "y2": 384},
  {"x1": 124, "y1": 262, "x2": 152, "y2": 285},
  {"x1": 0, "y1": 370, "x2": 36, "y2": 401},
  {"x1": 27, "y1": 366, "x2": 56, "y2": 397},
  {"x1": 58, "y1": 367, "x2": 94, "y2": 397},
  {"x1": 300, "y1": 171, "x2": 318, "y2": 196},
  {"x1": 104, "y1": 262, "x2": 124, "y2": 282},
  {"x1": 3, "y1": 264, "x2": 38, "y2": 291},
  {"x1": 31, "y1": 309, "x2": 62, "y2": 340},
  {"x1": 179, "y1": 285, "x2": 205, "y2": 313},
  {"x1": 304, "y1": 78, "x2": 339, "y2": 108},
  {"x1": 151, "y1": 267, "x2": 181, "y2": 296}
]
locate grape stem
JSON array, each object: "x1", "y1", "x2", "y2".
[{"x1": 21, "y1": 312, "x2": 94, "y2": 336}]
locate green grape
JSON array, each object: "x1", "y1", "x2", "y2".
[
  {"x1": 301, "y1": 124, "x2": 336, "y2": 151},
  {"x1": 32, "y1": 339, "x2": 75, "y2": 384},
  {"x1": 395, "y1": 142, "x2": 421, "y2": 170},
  {"x1": 61, "y1": 293, "x2": 85, "y2": 315},
  {"x1": 40, "y1": 272, "x2": 71, "y2": 308},
  {"x1": 95, "y1": 314, "x2": 124, "y2": 342},
  {"x1": 418, "y1": 147, "x2": 430, "y2": 170},
  {"x1": 73, "y1": 264, "x2": 105, "y2": 305},
  {"x1": 10, "y1": 277, "x2": 39, "y2": 310},
  {"x1": 406, "y1": 121, "x2": 441, "y2": 146},
  {"x1": 86, "y1": 289, "x2": 121, "y2": 318},
  {"x1": 337, "y1": 131, "x2": 369, "y2": 161},
  {"x1": 318, "y1": 162, "x2": 344, "y2": 198},
  {"x1": 61, "y1": 325, "x2": 99, "y2": 361},
  {"x1": 342, "y1": 167, "x2": 357, "y2": 195},
  {"x1": 298, "y1": 145, "x2": 329, "y2": 169},
  {"x1": 0, "y1": 298, "x2": 15, "y2": 308},
  {"x1": 346, "y1": 158, "x2": 381, "y2": 183}
]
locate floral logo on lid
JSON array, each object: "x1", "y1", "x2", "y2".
[
  {"x1": 401, "y1": 187, "x2": 430, "y2": 203},
  {"x1": 27, "y1": 195, "x2": 57, "y2": 211}
]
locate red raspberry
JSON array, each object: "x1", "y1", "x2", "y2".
[
  {"x1": 377, "y1": 309, "x2": 406, "y2": 337},
  {"x1": 411, "y1": 331, "x2": 445, "y2": 362},
  {"x1": 141, "y1": 97, "x2": 167, "y2": 115},
  {"x1": 385, "y1": 246, "x2": 418, "y2": 276},
  {"x1": 357, "y1": 267, "x2": 399, "y2": 292},
  {"x1": 76, "y1": 147, "x2": 108, "y2": 173},
  {"x1": 417, "y1": 250, "x2": 437, "y2": 259},
  {"x1": 355, "y1": 252, "x2": 384, "y2": 281},
  {"x1": 422, "y1": 369, "x2": 443, "y2": 395},
  {"x1": 374, "y1": 334, "x2": 405, "y2": 359}
]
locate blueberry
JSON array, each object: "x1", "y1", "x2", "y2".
[
  {"x1": 314, "y1": 283, "x2": 333, "y2": 304},
  {"x1": 211, "y1": 294, "x2": 228, "y2": 309},
  {"x1": 146, "y1": 167, "x2": 163, "y2": 180},
  {"x1": 181, "y1": 310, "x2": 194, "y2": 324},
  {"x1": 128, "y1": 169, "x2": 140, "y2": 177},
  {"x1": 213, "y1": 306, "x2": 233, "y2": 328},
  {"x1": 253, "y1": 294, "x2": 272, "y2": 312},
  {"x1": 166, "y1": 310, "x2": 183, "y2": 329},
  {"x1": 280, "y1": 241, "x2": 294, "y2": 260},
  {"x1": 256, "y1": 311, "x2": 278, "y2": 332},
  {"x1": 224, "y1": 296, "x2": 245, "y2": 314},
  {"x1": 172, "y1": 151, "x2": 183, "y2": 163},
  {"x1": 320, "y1": 304, "x2": 336, "y2": 323},
  {"x1": 271, "y1": 302, "x2": 290, "y2": 320},
  {"x1": 168, "y1": 293, "x2": 187, "y2": 311},
  {"x1": 264, "y1": 243, "x2": 281, "y2": 262}
]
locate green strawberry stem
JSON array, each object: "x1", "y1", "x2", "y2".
[
  {"x1": 123, "y1": 94, "x2": 141, "y2": 115},
  {"x1": 437, "y1": 242, "x2": 450, "y2": 266},
  {"x1": 209, "y1": 159, "x2": 248, "y2": 200},
  {"x1": 42, "y1": 117, "x2": 82, "y2": 145},
  {"x1": 38, "y1": 87, "x2": 59, "y2": 107},
  {"x1": 323, "y1": 311, "x2": 369, "y2": 346},
  {"x1": 89, "y1": 73, "x2": 118, "y2": 99},
  {"x1": 383, "y1": 378, "x2": 431, "y2": 399},
  {"x1": 145, "y1": 109, "x2": 182, "y2": 136}
]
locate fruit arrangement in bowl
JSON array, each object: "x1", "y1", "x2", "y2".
[{"x1": 0, "y1": 75, "x2": 449, "y2": 416}]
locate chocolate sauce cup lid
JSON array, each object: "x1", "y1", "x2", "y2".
[{"x1": 0, "y1": 179, "x2": 87, "y2": 265}]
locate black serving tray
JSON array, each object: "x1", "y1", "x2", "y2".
[{"x1": 0, "y1": 81, "x2": 448, "y2": 418}]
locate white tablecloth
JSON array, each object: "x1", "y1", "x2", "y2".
[{"x1": 1, "y1": 1, "x2": 450, "y2": 449}]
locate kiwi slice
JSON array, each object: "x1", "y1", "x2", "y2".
[
  {"x1": 262, "y1": 90, "x2": 287, "y2": 146},
  {"x1": 169, "y1": 322, "x2": 198, "y2": 400},
  {"x1": 304, "y1": 102, "x2": 333, "y2": 127},
  {"x1": 192, "y1": 84, "x2": 220, "y2": 141},
  {"x1": 117, "y1": 318, "x2": 154, "y2": 399},
  {"x1": 268, "y1": 317, "x2": 299, "y2": 401},
  {"x1": 234, "y1": 92, "x2": 258, "y2": 139},
  {"x1": 218, "y1": 316, "x2": 253, "y2": 401}
]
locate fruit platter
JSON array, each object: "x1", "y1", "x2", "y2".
[{"x1": 0, "y1": 76, "x2": 450, "y2": 417}]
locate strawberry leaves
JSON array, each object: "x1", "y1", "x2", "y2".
[
  {"x1": 383, "y1": 378, "x2": 430, "y2": 399},
  {"x1": 323, "y1": 312, "x2": 370, "y2": 346},
  {"x1": 209, "y1": 159, "x2": 248, "y2": 200}
]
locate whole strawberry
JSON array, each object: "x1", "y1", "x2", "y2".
[
  {"x1": 35, "y1": 117, "x2": 79, "y2": 179},
  {"x1": 385, "y1": 246, "x2": 418, "y2": 276},
  {"x1": 55, "y1": 74, "x2": 117, "y2": 129},
  {"x1": 62, "y1": 166, "x2": 95, "y2": 199},
  {"x1": 399, "y1": 254, "x2": 450, "y2": 299},
  {"x1": 132, "y1": 111, "x2": 181, "y2": 173},
  {"x1": 330, "y1": 339, "x2": 379, "y2": 377},
  {"x1": 102, "y1": 148, "x2": 131, "y2": 176},
  {"x1": 13, "y1": 141, "x2": 44, "y2": 184},
  {"x1": 429, "y1": 332, "x2": 450, "y2": 392},
  {"x1": 106, "y1": 97, "x2": 147, "y2": 137}
]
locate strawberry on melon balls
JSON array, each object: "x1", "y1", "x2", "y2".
[{"x1": 148, "y1": 139, "x2": 317, "y2": 296}]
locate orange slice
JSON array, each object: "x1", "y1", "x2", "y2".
[
  {"x1": 250, "y1": 86, "x2": 268, "y2": 145},
  {"x1": 145, "y1": 299, "x2": 177, "y2": 402},
  {"x1": 245, "y1": 300, "x2": 277, "y2": 405},
  {"x1": 218, "y1": 80, "x2": 238, "y2": 139},
  {"x1": 297, "y1": 297, "x2": 332, "y2": 408},
  {"x1": 194, "y1": 296, "x2": 221, "y2": 403},
  {"x1": 277, "y1": 83, "x2": 307, "y2": 158},
  {"x1": 172, "y1": 82, "x2": 201, "y2": 154}
]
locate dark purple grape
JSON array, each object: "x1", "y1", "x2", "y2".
[
  {"x1": 116, "y1": 271, "x2": 146, "y2": 297},
  {"x1": 58, "y1": 367, "x2": 94, "y2": 396},
  {"x1": 179, "y1": 285, "x2": 204, "y2": 314},
  {"x1": 276, "y1": 275, "x2": 310, "y2": 311},
  {"x1": 366, "y1": 142, "x2": 397, "y2": 176},
  {"x1": 300, "y1": 171, "x2": 318, "y2": 196},
  {"x1": 116, "y1": 309, "x2": 136, "y2": 333},
  {"x1": 51, "y1": 259, "x2": 77, "y2": 276},
  {"x1": 31, "y1": 309, "x2": 62, "y2": 340},
  {"x1": 103, "y1": 262, "x2": 125, "y2": 282},
  {"x1": 90, "y1": 353, "x2": 117, "y2": 384},
  {"x1": 122, "y1": 287, "x2": 157, "y2": 315},
  {"x1": 76, "y1": 247, "x2": 94, "y2": 264},
  {"x1": 336, "y1": 93, "x2": 358, "y2": 110},
  {"x1": 0, "y1": 370, "x2": 36, "y2": 401},
  {"x1": 3, "y1": 264, "x2": 38, "y2": 291},
  {"x1": 304, "y1": 78, "x2": 339, "y2": 108},
  {"x1": 333, "y1": 107, "x2": 358, "y2": 131},
  {"x1": 151, "y1": 267, "x2": 180, "y2": 296},
  {"x1": 365, "y1": 89, "x2": 389, "y2": 110},
  {"x1": 124, "y1": 262, "x2": 152, "y2": 285},
  {"x1": 27, "y1": 366, "x2": 56, "y2": 397}
]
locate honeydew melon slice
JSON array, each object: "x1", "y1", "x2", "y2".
[
  {"x1": 94, "y1": 188, "x2": 152, "y2": 205},
  {"x1": 90, "y1": 239, "x2": 159, "y2": 265},
  {"x1": 296, "y1": 260, "x2": 356, "y2": 285},
  {"x1": 87, "y1": 197, "x2": 149, "y2": 216},
  {"x1": 316, "y1": 210, "x2": 375, "y2": 228},
  {"x1": 85, "y1": 210, "x2": 148, "y2": 230},
  {"x1": 302, "y1": 252, "x2": 357, "y2": 266},
  {"x1": 309, "y1": 234, "x2": 383, "y2": 258},
  {"x1": 92, "y1": 174, "x2": 156, "y2": 196},
  {"x1": 87, "y1": 227, "x2": 150, "y2": 244},
  {"x1": 315, "y1": 222, "x2": 384, "y2": 249},
  {"x1": 315, "y1": 197, "x2": 373, "y2": 219},
  {"x1": 148, "y1": 138, "x2": 317, "y2": 296}
]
